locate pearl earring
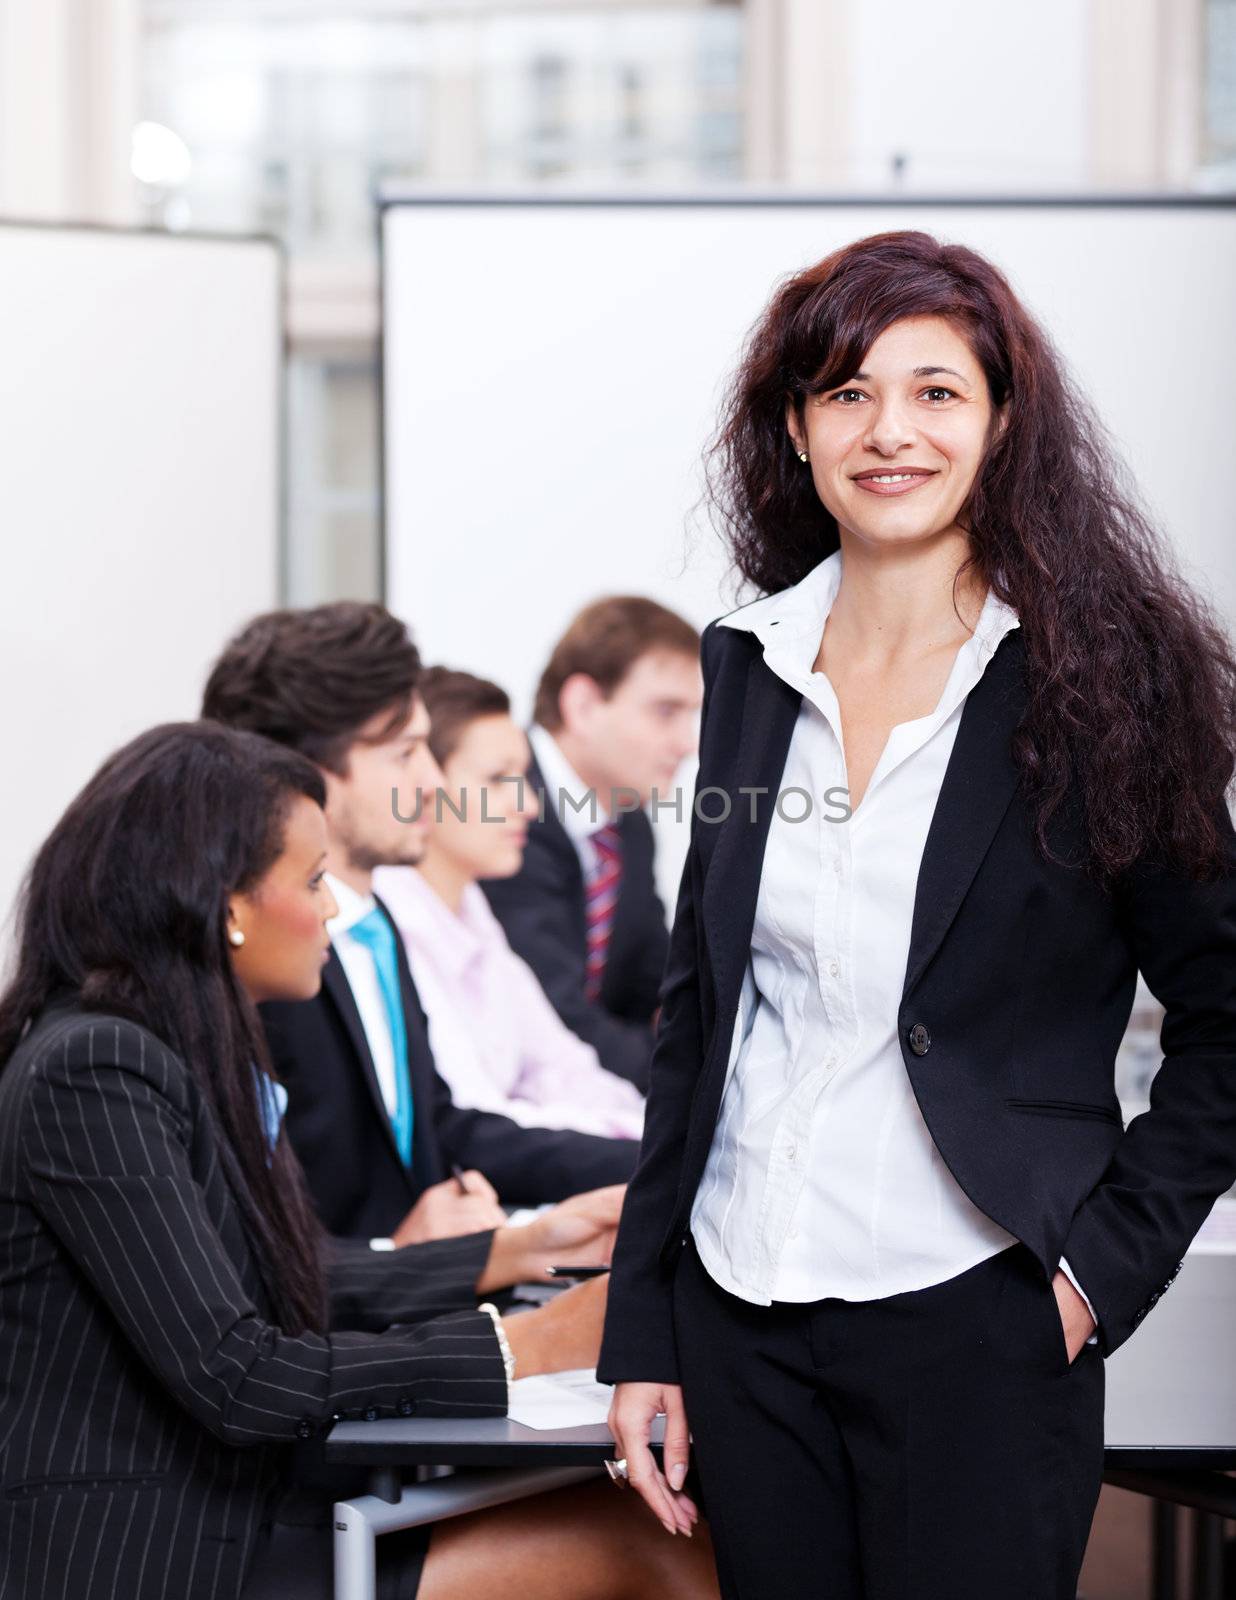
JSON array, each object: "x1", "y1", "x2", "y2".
[
  {"x1": 797, "y1": 450, "x2": 808, "y2": 463},
  {"x1": 228, "y1": 928, "x2": 246, "y2": 949}
]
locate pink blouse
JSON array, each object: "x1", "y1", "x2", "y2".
[{"x1": 373, "y1": 865, "x2": 645, "y2": 1140}]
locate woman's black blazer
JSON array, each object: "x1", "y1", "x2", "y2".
[
  {"x1": 597, "y1": 616, "x2": 1236, "y2": 1385},
  {"x1": 0, "y1": 1002, "x2": 507, "y2": 1600}
]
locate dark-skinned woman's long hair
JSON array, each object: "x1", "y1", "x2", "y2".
[
  {"x1": 704, "y1": 228, "x2": 1236, "y2": 889},
  {"x1": 0, "y1": 721, "x2": 328, "y2": 1333}
]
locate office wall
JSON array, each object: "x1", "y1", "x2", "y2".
[
  {"x1": 0, "y1": 224, "x2": 281, "y2": 942},
  {"x1": 383, "y1": 198, "x2": 1236, "y2": 907}
]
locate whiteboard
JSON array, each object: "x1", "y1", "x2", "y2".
[
  {"x1": 0, "y1": 224, "x2": 282, "y2": 943},
  {"x1": 383, "y1": 198, "x2": 1236, "y2": 908}
]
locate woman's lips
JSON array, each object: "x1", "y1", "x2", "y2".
[{"x1": 853, "y1": 472, "x2": 937, "y2": 497}]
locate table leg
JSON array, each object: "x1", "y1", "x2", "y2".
[
  {"x1": 1151, "y1": 1501, "x2": 1178, "y2": 1600},
  {"x1": 1189, "y1": 1510, "x2": 1224, "y2": 1600},
  {"x1": 333, "y1": 1500, "x2": 377, "y2": 1600},
  {"x1": 368, "y1": 1467, "x2": 401, "y2": 1505}
]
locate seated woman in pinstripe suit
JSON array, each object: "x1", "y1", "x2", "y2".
[{"x1": 0, "y1": 722, "x2": 718, "y2": 1600}]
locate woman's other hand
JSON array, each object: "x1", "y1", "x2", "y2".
[
  {"x1": 608, "y1": 1381, "x2": 698, "y2": 1538},
  {"x1": 477, "y1": 1185, "x2": 626, "y2": 1291},
  {"x1": 391, "y1": 1173, "x2": 508, "y2": 1245}
]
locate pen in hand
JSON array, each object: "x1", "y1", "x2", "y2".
[
  {"x1": 545, "y1": 1265, "x2": 611, "y2": 1279},
  {"x1": 450, "y1": 1163, "x2": 472, "y2": 1196}
]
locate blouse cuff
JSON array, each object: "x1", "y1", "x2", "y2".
[{"x1": 477, "y1": 1301, "x2": 516, "y2": 1398}]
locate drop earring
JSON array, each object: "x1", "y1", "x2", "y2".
[{"x1": 228, "y1": 928, "x2": 246, "y2": 949}]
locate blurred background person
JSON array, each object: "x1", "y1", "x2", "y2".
[
  {"x1": 202, "y1": 603, "x2": 638, "y2": 1245},
  {"x1": 375, "y1": 665, "x2": 646, "y2": 1139},
  {"x1": 481, "y1": 597, "x2": 703, "y2": 1091}
]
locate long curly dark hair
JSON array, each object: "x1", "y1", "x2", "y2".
[
  {"x1": 704, "y1": 228, "x2": 1236, "y2": 890},
  {"x1": 0, "y1": 722, "x2": 329, "y2": 1334}
]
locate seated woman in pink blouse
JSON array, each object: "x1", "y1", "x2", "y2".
[{"x1": 375, "y1": 667, "x2": 645, "y2": 1141}]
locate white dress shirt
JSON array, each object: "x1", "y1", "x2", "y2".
[
  {"x1": 326, "y1": 872, "x2": 400, "y2": 1119},
  {"x1": 690, "y1": 551, "x2": 1096, "y2": 1333}
]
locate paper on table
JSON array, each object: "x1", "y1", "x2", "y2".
[{"x1": 508, "y1": 1368, "x2": 614, "y2": 1431}]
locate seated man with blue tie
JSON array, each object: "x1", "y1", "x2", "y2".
[
  {"x1": 202, "y1": 603, "x2": 638, "y2": 1245},
  {"x1": 479, "y1": 597, "x2": 703, "y2": 1092}
]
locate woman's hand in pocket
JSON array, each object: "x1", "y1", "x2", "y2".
[{"x1": 1051, "y1": 1270, "x2": 1097, "y2": 1363}]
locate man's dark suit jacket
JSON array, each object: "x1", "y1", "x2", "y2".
[
  {"x1": 597, "y1": 617, "x2": 1236, "y2": 1385},
  {"x1": 260, "y1": 896, "x2": 638, "y2": 1240},
  {"x1": 479, "y1": 745, "x2": 670, "y2": 1092},
  {"x1": 0, "y1": 1001, "x2": 507, "y2": 1600}
]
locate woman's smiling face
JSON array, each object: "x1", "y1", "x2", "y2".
[{"x1": 787, "y1": 313, "x2": 1008, "y2": 552}]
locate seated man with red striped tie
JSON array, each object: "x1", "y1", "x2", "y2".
[
  {"x1": 202, "y1": 603, "x2": 639, "y2": 1248},
  {"x1": 479, "y1": 597, "x2": 703, "y2": 1093}
]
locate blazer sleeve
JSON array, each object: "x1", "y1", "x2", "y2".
[
  {"x1": 597, "y1": 621, "x2": 721, "y2": 1385},
  {"x1": 482, "y1": 855, "x2": 658, "y2": 1092},
  {"x1": 1059, "y1": 784, "x2": 1236, "y2": 1355},
  {"x1": 324, "y1": 1231, "x2": 494, "y2": 1331},
  {"x1": 20, "y1": 1019, "x2": 508, "y2": 1443}
]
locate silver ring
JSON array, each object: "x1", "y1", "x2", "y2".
[{"x1": 605, "y1": 1457, "x2": 630, "y2": 1486}]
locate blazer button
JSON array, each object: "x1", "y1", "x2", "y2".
[
  {"x1": 908, "y1": 1023, "x2": 931, "y2": 1056},
  {"x1": 397, "y1": 1398, "x2": 416, "y2": 1417},
  {"x1": 295, "y1": 1418, "x2": 315, "y2": 1440},
  {"x1": 363, "y1": 1405, "x2": 381, "y2": 1422}
]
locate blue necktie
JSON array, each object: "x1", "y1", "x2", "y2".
[{"x1": 348, "y1": 906, "x2": 415, "y2": 1167}]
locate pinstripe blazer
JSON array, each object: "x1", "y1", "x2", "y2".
[{"x1": 0, "y1": 1001, "x2": 508, "y2": 1600}]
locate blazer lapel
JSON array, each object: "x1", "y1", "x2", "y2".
[
  {"x1": 900, "y1": 626, "x2": 1027, "y2": 1001},
  {"x1": 321, "y1": 950, "x2": 407, "y2": 1171},
  {"x1": 525, "y1": 747, "x2": 587, "y2": 894},
  {"x1": 700, "y1": 645, "x2": 803, "y2": 1021},
  {"x1": 382, "y1": 897, "x2": 446, "y2": 1187}
]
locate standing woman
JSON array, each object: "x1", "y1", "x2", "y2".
[{"x1": 602, "y1": 230, "x2": 1236, "y2": 1598}]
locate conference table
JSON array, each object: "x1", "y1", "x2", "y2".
[{"x1": 326, "y1": 1247, "x2": 1236, "y2": 1600}]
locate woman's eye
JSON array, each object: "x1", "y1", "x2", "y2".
[
  {"x1": 830, "y1": 386, "x2": 957, "y2": 404},
  {"x1": 309, "y1": 873, "x2": 325, "y2": 891}
]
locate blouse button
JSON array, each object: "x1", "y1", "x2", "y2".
[{"x1": 827, "y1": 960, "x2": 840, "y2": 978}]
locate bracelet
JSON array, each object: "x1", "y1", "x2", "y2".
[{"x1": 477, "y1": 1302, "x2": 516, "y2": 1391}]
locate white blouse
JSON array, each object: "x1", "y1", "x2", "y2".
[{"x1": 690, "y1": 550, "x2": 1089, "y2": 1310}]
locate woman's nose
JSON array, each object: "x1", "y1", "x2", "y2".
[{"x1": 864, "y1": 399, "x2": 917, "y2": 454}]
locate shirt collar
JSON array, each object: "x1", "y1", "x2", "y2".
[
  {"x1": 324, "y1": 870, "x2": 377, "y2": 938},
  {"x1": 716, "y1": 549, "x2": 1020, "y2": 672},
  {"x1": 376, "y1": 865, "x2": 488, "y2": 982},
  {"x1": 526, "y1": 722, "x2": 609, "y2": 845}
]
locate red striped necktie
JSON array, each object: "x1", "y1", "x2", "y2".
[{"x1": 584, "y1": 821, "x2": 623, "y2": 1004}]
